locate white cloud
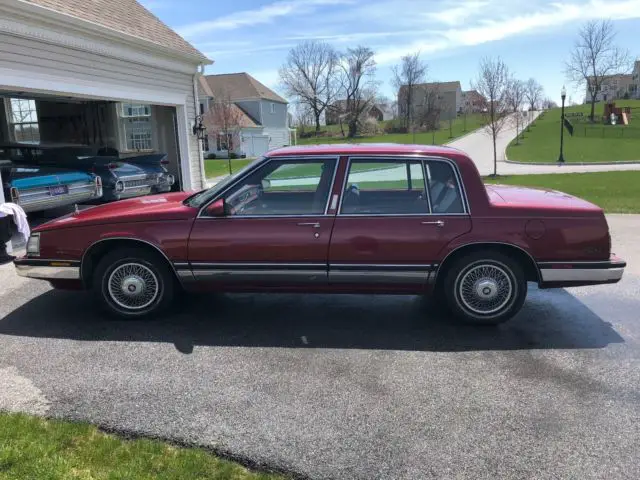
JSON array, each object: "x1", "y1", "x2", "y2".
[
  {"x1": 204, "y1": 43, "x2": 296, "y2": 58},
  {"x1": 426, "y1": 1, "x2": 490, "y2": 26},
  {"x1": 177, "y1": 0, "x2": 354, "y2": 37},
  {"x1": 374, "y1": 0, "x2": 640, "y2": 65}
]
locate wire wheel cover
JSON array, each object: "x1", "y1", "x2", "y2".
[
  {"x1": 458, "y1": 263, "x2": 514, "y2": 315},
  {"x1": 107, "y1": 262, "x2": 160, "y2": 310}
]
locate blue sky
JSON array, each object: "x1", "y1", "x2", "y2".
[{"x1": 144, "y1": 0, "x2": 640, "y2": 104}]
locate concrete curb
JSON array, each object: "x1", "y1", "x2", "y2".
[{"x1": 504, "y1": 159, "x2": 640, "y2": 166}]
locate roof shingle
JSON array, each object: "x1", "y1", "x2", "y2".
[
  {"x1": 204, "y1": 73, "x2": 287, "y2": 103},
  {"x1": 22, "y1": 0, "x2": 208, "y2": 60}
]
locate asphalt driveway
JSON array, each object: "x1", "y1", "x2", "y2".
[{"x1": 0, "y1": 215, "x2": 639, "y2": 479}]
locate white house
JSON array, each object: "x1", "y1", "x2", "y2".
[
  {"x1": 0, "y1": 0, "x2": 212, "y2": 191},
  {"x1": 198, "y1": 73, "x2": 293, "y2": 158}
]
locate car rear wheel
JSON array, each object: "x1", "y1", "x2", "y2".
[
  {"x1": 443, "y1": 251, "x2": 527, "y2": 325},
  {"x1": 93, "y1": 247, "x2": 175, "y2": 319}
]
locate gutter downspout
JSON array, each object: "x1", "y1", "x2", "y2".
[{"x1": 193, "y1": 63, "x2": 207, "y2": 188}]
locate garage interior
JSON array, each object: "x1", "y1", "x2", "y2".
[{"x1": 0, "y1": 92, "x2": 184, "y2": 190}]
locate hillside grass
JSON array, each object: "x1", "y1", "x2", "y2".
[
  {"x1": 298, "y1": 114, "x2": 484, "y2": 146},
  {"x1": 507, "y1": 100, "x2": 640, "y2": 163}
]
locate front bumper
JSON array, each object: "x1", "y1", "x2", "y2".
[
  {"x1": 538, "y1": 255, "x2": 626, "y2": 287},
  {"x1": 14, "y1": 258, "x2": 80, "y2": 280}
]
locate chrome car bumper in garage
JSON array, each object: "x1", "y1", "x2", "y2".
[
  {"x1": 538, "y1": 256, "x2": 626, "y2": 287},
  {"x1": 14, "y1": 258, "x2": 81, "y2": 280}
]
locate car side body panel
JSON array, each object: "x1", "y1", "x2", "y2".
[{"x1": 16, "y1": 144, "x2": 624, "y2": 295}]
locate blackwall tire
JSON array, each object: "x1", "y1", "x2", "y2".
[
  {"x1": 93, "y1": 247, "x2": 175, "y2": 319},
  {"x1": 443, "y1": 251, "x2": 527, "y2": 325}
]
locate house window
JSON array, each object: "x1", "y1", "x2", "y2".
[
  {"x1": 270, "y1": 103, "x2": 275, "y2": 114},
  {"x1": 6, "y1": 98, "x2": 40, "y2": 144},
  {"x1": 199, "y1": 102, "x2": 205, "y2": 115},
  {"x1": 217, "y1": 133, "x2": 233, "y2": 151},
  {"x1": 119, "y1": 103, "x2": 153, "y2": 151},
  {"x1": 202, "y1": 134, "x2": 209, "y2": 152}
]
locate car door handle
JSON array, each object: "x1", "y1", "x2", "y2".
[
  {"x1": 421, "y1": 220, "x2": 445, "y2": 227},
  {"x1": 297, "y1": 222, "x2": 321, "y2": 228}
]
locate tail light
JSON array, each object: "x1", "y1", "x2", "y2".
[
  {"x1": 9, "y1": 187, "x2": 19, "y2": 202},
  {"x1": 160, "y1": 159, "x2": 169, "y2": 165},
  {"x1": 107, "y1": 163, "x2": 118, "y2": 169}
]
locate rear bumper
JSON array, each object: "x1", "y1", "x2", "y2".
[
  {"x1": 14, "y1": 258, "x2": 80, "y2": 280},
  {"x1": 538, "y1": 255, "x2": 626, "y2": 287}
]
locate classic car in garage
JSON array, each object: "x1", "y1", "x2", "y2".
[
  {"x1": 35, "y1": 145, "x2": 176, "y2": 202},
  {"x1": 14, "y1": 144, "x2": 626, "y2": 324},
  {"x1": 1, "y1": 145, "x2": 102, "y2": 213}
]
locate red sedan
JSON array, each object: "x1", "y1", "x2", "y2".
[{"x1": 14, "y1": 144, "x2": 626, "y2": 324}]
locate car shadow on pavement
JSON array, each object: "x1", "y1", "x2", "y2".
[{"x1": 0, "y1": 284, "x2": 624, "y2": 353}]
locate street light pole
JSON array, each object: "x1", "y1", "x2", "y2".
[{"x1": 558, "y1": 85, "x2": 566, "y2": 164}]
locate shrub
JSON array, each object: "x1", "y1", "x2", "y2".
[
  {"x1": 229, "y1": 152, "x2": 238, "y2": 159},
  {"x1": 359, "y1": 117, "x2": 383, "y2": 136},
  {"x1": 206, "y1": 153, "x2": 216, "y2": 159}
]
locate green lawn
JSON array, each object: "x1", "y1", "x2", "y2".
[
  {"x1": 484, "y1": 171, "x2": 640, "y2": 213},
  {"x1": 298, "y1": 114, "x2": 484, "y2": 146},
  {"x1": 205, "y1": 158, "x2": 255, "y2": 178},
  {"x1": 0, "y1": 412, "x2": 285, "y2": 480},
  {"x1": 507, "y1": 100, "x2": 640, "y2": 163}
]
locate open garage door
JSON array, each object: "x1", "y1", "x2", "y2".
[{"x1": 0, "y1": 92, "x2": 185, "y2": 191}]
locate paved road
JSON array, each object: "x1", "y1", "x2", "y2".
[
  {"x1": 0, "y1": 215, "x2": 639, "y2": 479},
  {"x1": 447, "y1": 112, "x2": 640, "y2": 176}
]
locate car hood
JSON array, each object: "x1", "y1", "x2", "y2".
[
  {"x1": 36, "y1": 191, "x2": 197, "y2": 231},
  {"x1": 485, "y1": 184, "x2": 603, "y2": 213}
]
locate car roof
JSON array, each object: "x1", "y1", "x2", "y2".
[{"x1": 267, "y1": 143, "x2": 468, "y2": 159}]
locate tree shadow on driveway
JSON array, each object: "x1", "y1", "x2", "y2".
[{"x1": 0, "y1": 284, "x2": 623, "y2": 353}]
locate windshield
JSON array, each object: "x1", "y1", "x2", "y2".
[{"x1": 183, "y1": 156, "x2": 264, "y2": 208}]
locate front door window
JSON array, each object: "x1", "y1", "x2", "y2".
[{"x1": 219, "y1": 158, "x2": 337, "y2": 216}]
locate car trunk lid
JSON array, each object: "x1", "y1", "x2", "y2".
[{"x1": 485, "y1": 184, "x2": 603, "y2": 214}]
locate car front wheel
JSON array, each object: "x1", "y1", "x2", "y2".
[
  {"x1": 93, "y1": 247, "x2": 175, "y2": 319},
  {"x1": 443, "y1": 251, "x2": 527, "y2": 325}
]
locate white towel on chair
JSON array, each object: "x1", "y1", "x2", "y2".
[{"x1": 0, "y1": 203, "x2": 30, "y2": 242}]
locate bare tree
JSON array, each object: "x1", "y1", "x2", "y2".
[
  {"x1": 414, "y1": 84, "x2": 441, "y2": 131},
  {"x1": 506, "y1": 79, "x2": 526, "y2": 144},
  {"x1": 524, "y1": 78, "x2": 543, "y2": 111},
  {"x1": 203, "y1": 88, "x2": 245, "y2": 174},
  {"x1": 391, "y1": 52, "x2": 428, "y2": 129},
  {"x1": 524, "y1": 78, "x2": 543, "y2": 131},
  {"x1": 337, "y1": 46, "x2": 378, "y2": 138},
  {"x1": 565, "y1": 20, "x2": 630, "y2": 122},
  {"x1": 472, "y1": 57, "x2": 512, "y2": 176},
  {"x1": 279, "y1": 41, "x2": 339, "y2": 135},
  {"x1": 542, "y1": 97, "x2": 558, "y2": 109}
]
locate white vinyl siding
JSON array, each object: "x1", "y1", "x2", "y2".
[
  {"x1": 263, "y1": 127, "x2": 291, "y2": 150},
  {"x1": 0, "y1": 32, "x2": 204, "y2": 189}
]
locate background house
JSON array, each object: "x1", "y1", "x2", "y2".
[
  {"x1": 585, "y1": 73, "x2": 635, "y2": 102},
  {"x1": 631, "y1": 60, "x2": 640, "y2": 99},
  {"x1": 0, "y1": 0, "x2": 211, "y2": 191},
  {"x1": 198, "y1": 73, "x2": 292, "y2": 158},
  {"x1": 325, "y1": 101, "x2": 389, "y2": 125},
  {"x1": 398, "y1": 81, "x2": 462, "y2": 124},
  {"x1": 461, "y1": 90, "x2": 487, "y2": 113}
]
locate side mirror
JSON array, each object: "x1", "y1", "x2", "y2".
[
  {"x1": 261, "y1": 179, "x2": 271, "y2": 190},
  {"x1": 205, "y1": 198, "x2": 226, "y2": 217}
]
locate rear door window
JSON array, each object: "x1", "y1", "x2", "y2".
[
  {"x1": 340, "y1": 159, "x2": 429, "y2": 215},
  {"x1": 425, "y1": 161, "x2": 465, "y2": 214}
]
